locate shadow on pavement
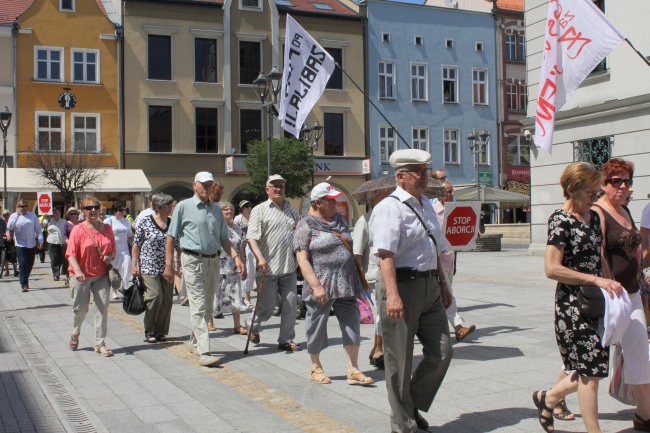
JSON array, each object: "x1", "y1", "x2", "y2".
[
  {"x1": 428, "y1": 407, "x2": 535, "y2": 432},
  {"x1": 447, "y1": 344, "x2": 524, "y2": 361},
  {"x1": 458, "y1": 302, "x2": 515, "y2": 313},
  {"x1": 0, "y1": 303, "x2": 69, "y2": 313},
  {"x1": 469, "y1": 325, "x2": 533, "y2": 340}
]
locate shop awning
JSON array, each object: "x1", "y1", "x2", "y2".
[
  {"x1": 1, "y1": 168, "x2": 152, "y2": 193},
  {"x1": 454, "y1": 186, "x2": 530, "y2": 206}
]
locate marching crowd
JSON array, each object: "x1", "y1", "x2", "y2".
[{"x1": 2, "y1": 149, "x2": 650, "y2": 433}]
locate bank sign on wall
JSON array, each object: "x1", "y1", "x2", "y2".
[{"x1": 226, "y1": 156, "x2": 370, "y2": 176}]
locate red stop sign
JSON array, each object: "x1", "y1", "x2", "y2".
[
  {"x1": 38, "y1": 193, "x2": 51, "y2": 214},
  {"x1": 445, "y1": 206, "x2": 478, "y2": 247}
]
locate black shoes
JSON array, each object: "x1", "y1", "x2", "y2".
[{"x1": 413, "y1": 409, "x2": 429, "y2": 430}]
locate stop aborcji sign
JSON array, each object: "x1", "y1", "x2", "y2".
[
  {"x1": 37, "y1": 192, "x2": 53, "y2": 215},
  {"x1": 443, "y1": 202, "x2": 480, "y2": 250}
]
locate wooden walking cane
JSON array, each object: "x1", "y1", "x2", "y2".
[{"x1": 244, "y1": 269, "x2": 267, "y2": 355}]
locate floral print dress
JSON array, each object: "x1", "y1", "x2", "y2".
[
  {"x1": 547, "y1": 209, "x2": 608, "y2": 377},
  {"x1": 219, "y1": 225, "x2": 244, "y2": 313}
]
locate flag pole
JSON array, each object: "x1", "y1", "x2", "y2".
[
  {"x1": 336, "y1": 62, "x2": 412, "y2": 150},
  {"x1": 624, "y1": 38, "x2": 650, "y2": 68}
]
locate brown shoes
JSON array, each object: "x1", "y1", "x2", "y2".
[{"x1": 455, "y1": 324, "x2": 476, "y2": 341}]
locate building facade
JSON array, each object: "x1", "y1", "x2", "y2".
[
  {"x1": 14, "y1": 0, "x2": 120, "y2": 169},
  {"x1": 524, "y1": 0, "x2": 650, "y2": 253},
  {"x1": 364, "y1": 0, "x2": 498, "y2": 194}
]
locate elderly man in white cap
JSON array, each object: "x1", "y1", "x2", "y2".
[
  {"x1": 369, "y1": 149, "x2": 453, "y2": 433},
  {"x1": 246, "y1": 174, "x2": 302, "y2": 351},
  {"x1": 165, "y1": 171, "x2": 244, "y2": 367}
]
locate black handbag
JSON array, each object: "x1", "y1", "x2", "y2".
[
  {"x1": 577, "y1": 285, "x2": 605, "y2": 319},
  {"x1": 123, "y1": 276, "x2": 146, "y2": 315}
]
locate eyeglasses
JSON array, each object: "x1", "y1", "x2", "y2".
[
  {"x1": 586, "y1": 190, "x2": 601, "y2": 201},
  {"x1": 83, "y1": 205, "x2": 101, "y2": 211},
  {"x1": 433, "y1": 175, "x2": 448, "y2": 181},
  {"x1": 400, "y1": 168, "x2": 430, "y2": 178},
  {"x1": 606, "y1": 177, "x2": 633, "y2": 188},
  {"x1": 17, "y1": 204, "x2": 27, "y2": 208}
]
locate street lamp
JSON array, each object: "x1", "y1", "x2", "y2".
[
  {"x1": 300, "y1": 120, "x2": 323, "y2": 187},
  {"x1": 0, "y1": 107, "x2": 12, "y2": 211},
  {"x1": 254, "y1": 66, "x2": 283, "y2": 177},
  {"x1": 467, "y1": 129, "x2": 490, "y2": 203}
]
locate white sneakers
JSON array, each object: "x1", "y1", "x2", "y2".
[{"x1": 198, "y1": 354, "x2": 221, "y2": 367}]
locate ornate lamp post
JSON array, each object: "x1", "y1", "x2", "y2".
[
  {"x1": 253, "y1": 66, "x2": 282, "y2": 177},
  {"x1": 300, "y1": 120, "x2": 323, "y2": 187},
  {"x1": 0, "y1": 107, "x2": 12, "y2": 210},
  {"x1": 467, "y1": 129, "x2": 490, "y2": 203}
]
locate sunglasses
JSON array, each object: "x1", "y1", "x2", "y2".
[
  {"x1": 586, "y1": 190, "x2": 601, "y2": 201},
  {"x1": 83, "y1": 205, "x2": 101, "y2": 211},
  {"x1": 401, "y1": 168, "x2": 430, "y2": 178},
  {"x1": 18, "y1": 204, "x2": 27, "y2": 208},
  {"x1": 433, "y1": 175, "x2": 448, "y2": 181},
  {"x1": 606, "y1": 177, "x2": 633, "y2": 188}
]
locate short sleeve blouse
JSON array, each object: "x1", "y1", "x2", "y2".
[
  {"x1": 547, "y1": 209, "x2": 602, "y2": 276},
  {"x1": 66, "y1": 223, "x2": 116, "y2": 277},
  {"x1": 133, "y1": 215, "x2": 169, "y2": 275}
]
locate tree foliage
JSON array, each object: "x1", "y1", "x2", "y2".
[
  {"x1": 243, "y1": 137, "x2": 314, "y2": 199},
  {"x1": 27, "y1": 148, "x2": 106, "y2": 209}
]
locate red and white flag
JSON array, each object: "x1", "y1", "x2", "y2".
[{"x1": 534, "y1": 0, "x2": 624, "y2": 154}]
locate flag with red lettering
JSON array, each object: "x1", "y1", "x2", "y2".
[
  {"x1": 534, "y1": 0, "x2": 624, "y2": 154},
  {"x1": 279, "y1": 15, "x2": 335, "y2": 138}
]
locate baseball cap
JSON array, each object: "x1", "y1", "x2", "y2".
[
  {"x1": 389, "y1": 149, "x2": 432, "y2": 169},
  {"x1": 194, "y1": 171, "x2": 214, "y2": 183},
  {"x1": 266, "y1": 174, "x2": 287, "y2": 186},
  {"x1": 310, "y1": 182, "x2": 343, "y2": 202}
]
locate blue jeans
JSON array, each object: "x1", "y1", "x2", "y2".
[{"x1": 15, "y1": 247, "x2": 36, "y2": 288}]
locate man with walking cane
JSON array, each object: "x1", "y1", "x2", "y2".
[
  {"x1": 165, "y1": 171, "x2": 244, "y2": 367},
  {"x1": 246, "y1": 174, "x2": 302, "y2": 352}
]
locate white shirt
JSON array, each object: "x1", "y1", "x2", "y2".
[
  {"x1": 370, "y1": 186, "x2": 448, "y2": 271},
  {"x1": 352, "y1": 212, "x2": 379, "y2": 283},
  {"x1": 46, "y1": 217, "x2": 67, "y2": 245},
  {"x1": 104, "y1": 216, "x2": 132, "y2": 254},
  {"x1": 641, "y1": 203, "x2": 650, "y2": 230}
]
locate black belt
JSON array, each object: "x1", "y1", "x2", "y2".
[
  {"x1": 395, "y1": 268, "x2": 438, "y2": 281},
  {"x1": 182, "y1": 249, "x2": 219, "y2": 258}
]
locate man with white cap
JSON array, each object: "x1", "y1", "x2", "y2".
[
  {"x1": 246, "y1": 174, "x2": 301, "y2": 351},
  {"x1": 370, "y1": 149, "x2": 453, "y2": 433},
  {"x1": 165, "y1": 171, "x2": 245, "y2": 367}
]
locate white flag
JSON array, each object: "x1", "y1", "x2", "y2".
[
  {"x1": 534, "y1": 0, "x2": 624, "y2": 154},
  {"x1": 279, "y1": 15, "x2": 335, "y2": 138}
]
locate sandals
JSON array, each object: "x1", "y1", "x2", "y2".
[
  {"x1": 633, "y1": 413, "x2": 650, "y2": 432},
  {"x1": 310, "y1": 368, "x2": 332, "y2": 384},
  {"x1": 553, "y1": 399, "x2": 575, "y2": 421},
  {"x1": 233, "y1": 326, "x2": 248, "y2": 335},
  {"x1": 532, "y1": 390, "x2": 554, "y2": 433},
  {"x1": 69, "y1": 335, "x2": 79, "y2": 351},
  {"x1": 207, "y1": 320, "x2": 217, "y2": 332},
  {"x1": 347, "y1": 370, "x2": 374, "y2": 386},
  {"x1": 95, "y1": 344, "x2": 114, "y2": 357}
]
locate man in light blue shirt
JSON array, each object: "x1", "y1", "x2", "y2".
[
  {"x1": 165, "y1": 172, "x2": 244, "y2": 367},
  {"x1": 7, "y1": 199, "x2": 43, "y2": 291}
]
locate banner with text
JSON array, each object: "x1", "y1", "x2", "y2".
[
  {"x1": 534, "y1": 0, "x2": 624, "y2": 154},
  {"x1": 279, "y1": 15, "x2": 335, "y2": 138}
]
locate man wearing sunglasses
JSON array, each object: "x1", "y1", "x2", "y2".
[{"x1": 7, "y1": 199, "x2": 43, "y2": 292}]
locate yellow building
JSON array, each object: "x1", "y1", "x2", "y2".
[
  {"x1": 15, "y1": 0, "x2": 120, "y2": 169},
  {"x1": 123, "y1": 0, "x2": 368, "y2": 222}
]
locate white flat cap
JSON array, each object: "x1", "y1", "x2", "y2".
[
  {"x1": 194, "y1": 171, "x2": 214, "y2": 183},
  {"x1": 389, "y1": 149, "x2": 432, "y2": 169},
  {"x1": 266, "y1": 174, "x2": 287, "y2": 186}
]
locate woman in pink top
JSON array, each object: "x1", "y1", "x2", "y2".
[{"x1": 66, "y1": 197, "x2": 116, "y2": 356}]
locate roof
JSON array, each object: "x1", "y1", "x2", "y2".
[
  {"x1": 495, "y1": 0, "x2": 523, "y2": 12},
  {"x1": 125, "y1": 0, "x2": 224, "y2": 6},
  {"x1": 275, "y1": 0, "x2": 359, "y2": 18},
  {"x1": 1, "y1": 168, "x2": 152, "y2": 193},
  {"x1": 0, "y1": 0, "x2": 32, "y2": 25}
]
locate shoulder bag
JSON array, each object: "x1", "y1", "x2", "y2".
[{"x1": 577, "y1": 285, "x2": 605, "y2": 319}]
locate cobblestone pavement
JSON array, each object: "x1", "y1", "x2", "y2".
[{"x1": 0, "y1": 248, "x2": 638, "y2": 432}]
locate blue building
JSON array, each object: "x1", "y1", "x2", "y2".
[{"x1": 365, "y1": 0, "x2": 498, "y2": 189}]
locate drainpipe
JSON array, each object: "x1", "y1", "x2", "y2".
[
  {"x1": 491, "y1": 0, "x2": 503, "y2": 224},
  {"x1": 223, "y1": 0, "x2": 232, "y2": 152},
  {"x1": 12, "y1": 21, "x2": 18, "y2": 173},
  {"x1": 117, "y1": 24, "x2": 124, "y2": 169}
]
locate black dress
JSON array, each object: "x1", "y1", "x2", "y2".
[{"x1": 547, "y1": 209, "x2": 608, "y2": 377}]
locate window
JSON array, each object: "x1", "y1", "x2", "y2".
[
  {"x1": 239, "y1": 41, "x2": 261, "y2": 84},
  {"x1": 506, "y1": 83, "x2": 518, "y2": 111},
  {"x1": 414, "y1": 36, "x2": 423, "y2": 46},
  {"x1": 72, "y1": 114, "x2": 99, "y2": 153},
  {"x1": 148, "y1": 106, "x2": 172, "y2": 152},
  {"x1": 240, "y1": 109, "x2": 261, "y2": 154},
  {"x1": 326, "y1": 48, "x2": 343, "y2": 90},
  {"x1": 411, "y1": 63, "x2": 427, "y2": 102},
  {"x1": 442, "y1": 66, "x2": 457, "y2": 103},
  {"x1": 505, "y1": 33, "x2": 517, "y2": 61},
  {"x1": 382, "y1": 33, "x2": 390, "y2": 43},
  {"x1": 36, "y1": 113, "x2": 64, "y2": 152},
  {"x1": 34, "y1": 47, "x2": 64, "y2": 81},
  {"x1": 313, "y1": 3, "x2": 334, "y2": 9},
  {"x1": 60, "y1": 0, "x2": 74, "y2": 11},
  {"x1": 379, "y1": 61, "x2": 395, "y2": 99},
  {"x1": 379, "y1": 126, "x2": 395, "y2": 163},
  {"x1": 476, "y1": 42, "x2": 483, "y2": 52},
  {"x1": 443, "y1": 128, "x2": 459, "y2": 164},
  {"x1": 196, "y1": 108, "x2": 218, "y2": 153},
  {"x1": 472, "y1": 68, "x2": 488, "y2": 105},
  {"x1": 148, "y1": 35, "x2": 171, "y2": 80},
  {"x1": 519, "y1": 83, "x2": 528, "y2": 112},
  {"x1": 445, "y1": 39, "x2": 454, "y2": 49},
  {"x1": 195, "y1": 38, "x2": 217, "y2": 83},
  {"x1": 241, "y1": 0, "x2": 260, "y2": 8},
  {"x1": 573, "y1": 136, "x2": 612, "y2": 168},
  {"x1": 478, "y1": 140, "x2": 489, "y2": 165},
  {"x1": 518, "y1": 34, "x2": 526, "y2": 60},
  {"x1": 324, "y1": 113, "x2": 344, "y2": 156},
  {"x1": 507, "y1": 135, "x2": 530, "y2": 166},
  {"x1": 71, "y1": 49, "x2": 99, "y2": 83},
  {"x1": 412, "y1": 127, "x2": 428, "y2": 152}
]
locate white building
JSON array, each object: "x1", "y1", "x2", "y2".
[{"x1": 523, "y1": 0, "x2": 650, "y2": 254}]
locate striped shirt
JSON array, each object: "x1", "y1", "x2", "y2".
[{"x1": 247, "y1": 199, "x2": 299, "y2": 275}]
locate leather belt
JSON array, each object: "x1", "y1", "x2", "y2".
[
  {"x1": 182, "y1": 248, "x2": 219, "y2": 259},
  {"x1": 395, "y1": 268, "x2": 438, "y2": 281}
]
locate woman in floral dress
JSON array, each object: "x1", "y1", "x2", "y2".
[{"x1": 532, "y1": 162, "x2": 623, "y2": 433}]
